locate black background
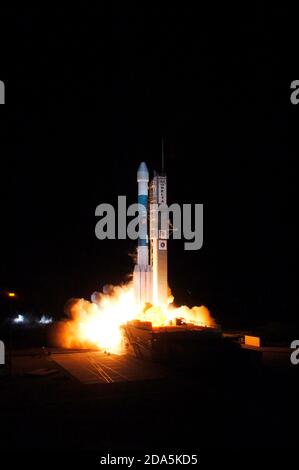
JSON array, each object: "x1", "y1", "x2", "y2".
[{"x1": 0, "y1": 5, "x2": 296, "y2": 328}]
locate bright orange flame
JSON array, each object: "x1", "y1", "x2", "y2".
[{"x1": 55, "y1": 282, "x2": 215, "y2": 354}]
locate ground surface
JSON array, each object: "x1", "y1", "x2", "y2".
[{"x1": 0, "y1": 347, "x2": 297, "y2": 450}]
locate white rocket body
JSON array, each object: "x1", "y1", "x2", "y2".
[
  {"x1": 133, "y1": 162, "x2": 153, "y2": 308},
  {"x1": 133, "y1": 161, "x2": 168, "y2": 311}
]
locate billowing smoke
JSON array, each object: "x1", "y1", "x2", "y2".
[{"x1": 54, "y1": 282, "x2": 215, "y2": 353}]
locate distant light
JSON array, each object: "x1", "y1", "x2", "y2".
[
  {"x1": 13, "y1": 314, "x2": 24, "y2": 324},
  {"x1": 39, "y1": 315, "x2": 53, "y2": 325},
  {"x1": 8, "y1": 292, "x2": 16, "y2": 298}
]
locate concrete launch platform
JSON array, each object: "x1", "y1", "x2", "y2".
[{"x1": 52, "y1": 350, "x2": 167, "y2": 384}]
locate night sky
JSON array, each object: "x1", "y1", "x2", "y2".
[{"x1": 0, "y1": 6, "x2": 295, "y2": 327}]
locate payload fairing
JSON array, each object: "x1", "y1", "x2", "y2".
[{"x1": 133, "y1": 162, "x2": 168, "y2": 310}]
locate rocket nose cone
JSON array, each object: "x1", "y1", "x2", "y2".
[
  {"x1": 137, "y1": 162, "x2": 149, "y2": 182},
  {"x1": 138, "y1": 162, "x2": 148, "y2": 174}
]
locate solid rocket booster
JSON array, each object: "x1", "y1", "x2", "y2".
[{"x1": 133, "y1": 162, "x2": 153, "y2": 307}]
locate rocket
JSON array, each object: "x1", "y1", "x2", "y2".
[
  {"x1": 133, "y1": 162, "x2": 153, "y2": 307},
  {"x1": 133, "y1": 160, "x2": 168, "y2": 310}
]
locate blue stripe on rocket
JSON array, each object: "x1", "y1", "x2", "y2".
[{"x1": 138, "y1": 194, "x2": 148, "y2": 246}]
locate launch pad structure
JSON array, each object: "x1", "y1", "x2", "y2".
[{"x1": 123, "y1": 319, "x2": 223, "y2": 364}]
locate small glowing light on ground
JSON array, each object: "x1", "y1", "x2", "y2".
[
  {"x1": 8, "y1": 292, "x2": 16, "y2": 298},
  {"x1": 13, "y1": 314, "x2": 25, "y2": 324},
  {"x1": 38, "y1": 315, "x2": 53, "y2": 325}
]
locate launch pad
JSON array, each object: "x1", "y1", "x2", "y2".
[
  {"x1": 52, "y1": 350, "x2": 167, "y2": 384},
  {"x1": 123, "y1": 320, "x2": 223, "y2": 364}
]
